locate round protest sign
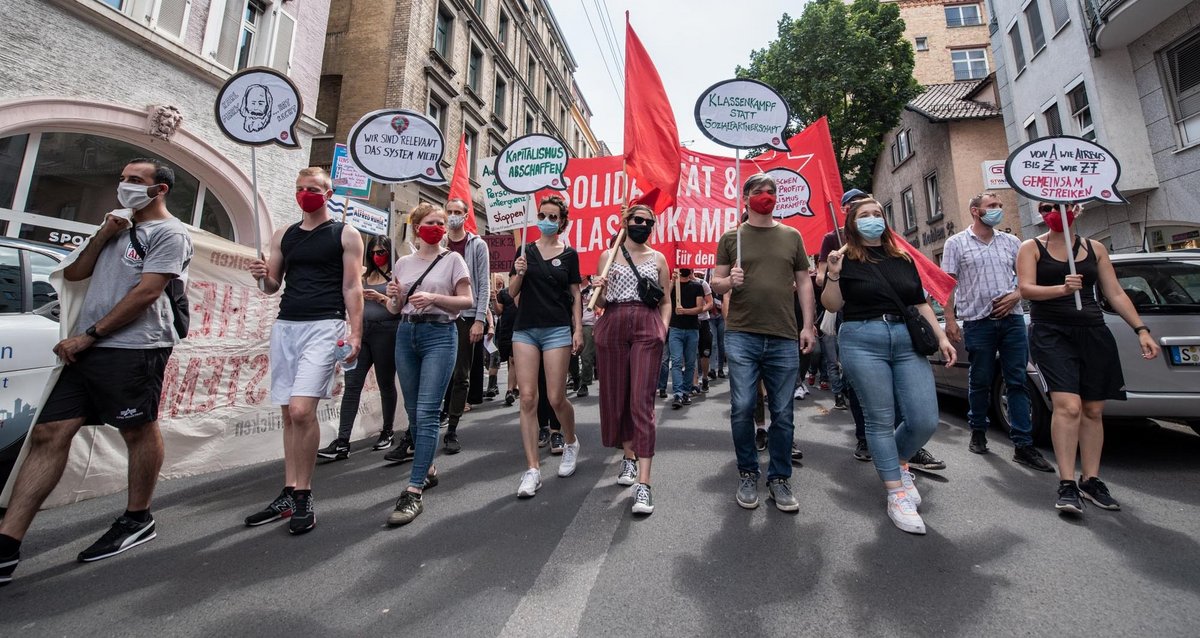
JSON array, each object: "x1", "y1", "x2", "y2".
[
  {"x1": 765, "y1": 168, "x2": 813, "y2": 218},
  {"x1": 694, "y1": 78, "x2": 791, "y2": 151},
  {"x1": 347, "y1": 109, "x2": 448, "y2": 185},
  {"x1": 1004, "y1": 136, "x2": 1126, "y2": 204},
  {"x1": 494, "y1": 134, "x2": 569, "y2": 194},
  {"x1": 214, "y1": 67, "x2": 303, "y2": 148}
]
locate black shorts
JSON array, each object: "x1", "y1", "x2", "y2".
[
  {"x1": 497, "y1": 336, "x2": 513, "y2": 361},
  {"x1": 1029, "y1": 323, "x2": 1126, "y2": 401},
  {"x1": 698, "y1": 320, "x2": 713, "y2": 357},
  {"x1": 38, "y1": 347, "x2": 173, "y2": 429}
]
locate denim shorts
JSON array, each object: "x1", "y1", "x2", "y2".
[{"x1": 513, "y1": 325, "x2": 572, "y2": 350}]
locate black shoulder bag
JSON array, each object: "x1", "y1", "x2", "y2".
[
  {"x1": 128, "y1": 222, "x2": 190, "y2": 339},
  {"x1": 619, "y1": 244, "x2": 664, "y2": 308},
  {"x1": 863, "y1": 260, "x2": 939, "y2": 356}
]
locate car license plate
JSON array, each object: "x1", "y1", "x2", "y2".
[{"x1": 1169, "y1": 345, "x2": 1200, "y2": 365}]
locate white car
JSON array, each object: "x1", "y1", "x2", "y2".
[{"x1": 0, "y1": 238, "x2": 67, "y2": 487}]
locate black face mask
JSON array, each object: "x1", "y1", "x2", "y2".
[
  {"x1": 679, "y1": 269, "x2": 692, "y2": 278},
  {"x1": 626, "y1": 224, "x2": 652, "y2": 244}
]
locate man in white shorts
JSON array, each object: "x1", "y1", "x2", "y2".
[{"x1": 246, "y1": 167, "x2": 364, "y2": 535}]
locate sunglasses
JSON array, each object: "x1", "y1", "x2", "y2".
[
  {"x1": 536, "y1": 213, "x2": 560, "y2": 221},
  {"x1": 629, "y1": 217, "x2": 655, "y2": 226},
  {"x1": 371, "y1": 249, "x2": 389, "y2": 255},
  {"x1": 1038, "y1": 204, "x2": 1058, "y2": 213}
]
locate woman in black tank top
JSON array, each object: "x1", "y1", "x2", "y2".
[{"x1": 1016, "y1": 202, "x2": 1161, "y2": 515}]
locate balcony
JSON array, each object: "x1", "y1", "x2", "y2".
[{"x1": 1083, "y1": 0, "x2": 1193, "y2": 53}]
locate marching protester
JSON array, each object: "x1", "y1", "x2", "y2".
[
  {"x1": 245, "y1": 167, "x2": 364, "y2": 536},
  {"x1": 509, "y1": 195, "x2": 584, "y2": 497},
  {"x1": 495, "y1": 273, "x2": 520, "y2": 406},
  {"x1": 1016, "y1": 202, "x2": 1159, "y2": 515},
  {"x1": 439, "y1": 197, "x2": 490, "y2": 455},
  {"x1": 711, "y1": 173, "x2": 816, "y2": 513},
  {"x1": 317, "y1": 235, "x2": 401, "y2": 461},
  {"x1": 694, "y1": 271, "x2": 716, "y2": 394},
  {"x1": 666, "y1": 268, "x2": 706, "y2": 408},
  {"x1": 942, "y1": 193, "x2": 1053, "y2": 472},
  {"x1": 484, "y1": 274, "x2": 507, "y2": 400},
  {"x1": 384, "y1": 203, "x2": 473, "y2": 526},
  {"x1": 708, "y1": 271, "x2": 727, "y2": 379},
  {"x1": 576, "y1": 276, "x2": 598, "y2": 397},
  {"x1": 593, "y1": 204, "x2": 672, "y2": 514},
  {"x1": 0, "y1": 159, "x2": 193, "y2": 585},
  {"x1": 822, "y1": 196, "x2": 955, "y2": 535}
]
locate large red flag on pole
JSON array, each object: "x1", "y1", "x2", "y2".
[
  {"x1": 448, "y1": 134, "x2": 477, "y2": 233},
  {"x1": 623, "y1": 13, "x2": 681, "y2": 213}
]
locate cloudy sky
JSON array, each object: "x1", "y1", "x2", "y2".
[{"x1": 550, "y1": 0, "x2": 800, "y2": 156}]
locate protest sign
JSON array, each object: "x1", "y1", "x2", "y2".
[
  {"x1": 1004, "y1": 136, "x2": 1126, "y2": 204},
  {"x1": 483, "y1": 234, "x2": 517, "y2": 273},
  {"x1": 214, "y1": 67, "x2": 303, "y2": 148},
  {"x1": 480, "y1": 155, "x2": 535, "y2": 233},
  {"x1": 328, "y1": 198, "x2": 390, "y2": 236},
  {"x1": 331, "y1": 143, "x2": 372, "y2": 199},
  {"x1": 494, "y1": 134, "x2": 569, "y2": 193},
  {"x1": 765, "y1": 168, "x2": 813, "y2": 218},
  {"x1": 347, "y1": 109, "x2": 447, "y2": 185},
  {"x1": 694, "y1": 79, "x2": 791, "y2": 151}
]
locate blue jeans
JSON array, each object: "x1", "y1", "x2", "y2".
[
  {"x1": 668, "y1": 327, "x2": 699, "y2": 396},
  {"x1": 657, "y1": 347, "x2": 669, "y2": 391},
  {"x1": 395, "y1": 321, "x2": 458, "y2": 489},
  {"x1": 819, "y1": 332, "x2": 845, "y2": 395},
  {"x1": 726, "y1": 331, "x2": 799, "y2": 481},
  {"x1": 964, "y1": 315, "x2": 1032, "y2": 447},
  {"x1": 711, "y1": 315, "x2": 727, "y2": 370},
  {"x1": 839, "y1": 319, "x2": 939, "y2": 483}
]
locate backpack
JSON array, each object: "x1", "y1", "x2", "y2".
[{"x1": 128, "y1": 222, "x2": 190, "y2": 339}]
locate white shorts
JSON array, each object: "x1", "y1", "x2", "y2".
[{"x1": 269, "y1": 319, "x2": 346, "y2": 405}]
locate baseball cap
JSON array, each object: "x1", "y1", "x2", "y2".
[{"x1": 841, "y1": 188, "x2": 868, "y2": 206}]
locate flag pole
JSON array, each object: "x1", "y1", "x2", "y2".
[
  {"x1": 1061, "y1": 202, "x2": 1083, "y2": 311},
  {"x1": 251, "y1": 146, "x2": 265, "y2": 292},
  {"x1": 587, "y1": 160, "x2": 630, "y2": 312},
  {"x1": 817, "y1": 159, "x2": 842, "y2": 248},
  {"x1": 735, "y1": 148, "x2": 743, "y2": 269}
]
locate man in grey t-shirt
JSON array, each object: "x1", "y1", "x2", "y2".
[{"x1": 0, "y1": 158, "x2": 192, "y2": 586}]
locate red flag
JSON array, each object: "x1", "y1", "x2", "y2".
[
  {"x1": 448, "y1": 134, "x2": 477, "y2": 233},
  {"x1": 624, "y1": 13, "x2": 680, "y2": 213},
  {"x1": 891, "y1": 231, "x2": 955, "y2": 306}
]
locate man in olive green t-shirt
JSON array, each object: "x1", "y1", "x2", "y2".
[{"x1": 712, "y1": 173, "x2": 816, "y2": 512}]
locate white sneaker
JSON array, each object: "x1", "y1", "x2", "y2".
[
  {"x1": 617, "y1": 458, "x2": 638, "y2": 486},
  {"x1": 558, "y1": 439, "x2": 580, "y2": 477},
  {"x1": 887, "y1": 491, "x2": 926, "y2": 535},
  {"x1": 793, "y1": 383, "x2": 808, "y2": 400},
  {"x1": 901, "y1": 469, "x2": 922, "y2": 508},
  {"x1": 631, "y1": 483, "x2": 654, "y2": 515},
  {"x1": 517, "y1": 469, "x2": 541, "y2": 498}
]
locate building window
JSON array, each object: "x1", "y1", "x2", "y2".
[
  {"x1": 945, "y1": 4, "x2": 983, "y2": 27},
  {"x1": 428, "y1": 95, "x2": 447, "y2": 132},
  {"x1": 1024, "y1": 119, "x2": 1039, "y2": 141},
  {"x1": 434, "y1": 5, "x2": 454, "y2": 59},
  {"x1": 527, "y1": 55, "x2": 536, "y2": 84},
  {"x1": 468, "y1": 46, "x2": 483, "y2": 94},
  {"x1": 1025, "y1": 0, "x2": 1046, "y2": 53},
  {"x1": 101, "y1": 0, "x2": 191, "y2": 40},
  {"x1": 1044, "y1": 102, "x2": 1063, "y2": 136},
  {"x1": 97, "y1": 0, "x2": 124, "y2": 8},
  {"x1": 884, "y1": 201, "x2": 896, "y2": 229},
  {"x1": 915, "y1": 37, "x2": 929, "y2": 51},
  {"x1": 892, "y1": 129, "x2": 913, "y2": 166},
  {"x1": 544, "y1": 86, "x2": 553, "y2": 111},
  {"x1": 1048, "y1": 0, "x2": 1070, "y2": 31},
  {"x1": 473, "y1": 0, "x2": 484, "y2": 16},
  {"x1": 924, "y1": 172, "x2": 941, "y2": 220},
  {"x1": 952, "y1": 48, "x2": 989, "y2": 81},
  {"x1": 901, "y1": 187, "x2": 917, "y2": 232},
  {"x1": 1008, "y1": 24, "x2": 1026, "y2": 73},
  {"x1": 560, "y1": 107, "x2": 567, "y2": 132},
  {"x1": 1067, "y1": 83, "x2": 1095, "y2": 140},
  {"x1": 465, "y1": 127, "x2": 479, "y2": 178},
  {"x1": 493, "y1": 75, "x2": 507, "y2": 118},
  {"x1": 208, "y1": 0, "x2": 293, "y2": 73},
  {"x1": 1159, "y1": 32, "x2": 1200, "y2": 146},
  {"x1": 525, "y1": 112, "x2": 535, "y2": 136},
  {"x1": 498, "y1": 11, "x2": 509, "y2": 47}
]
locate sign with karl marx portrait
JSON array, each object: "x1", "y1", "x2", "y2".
[{"x1": 215, "y1": 67, "x2": 303, "y2": 148}]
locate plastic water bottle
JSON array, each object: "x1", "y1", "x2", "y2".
[{"x1": 336, "y1": 339, "x2": 357, "y2": 371}]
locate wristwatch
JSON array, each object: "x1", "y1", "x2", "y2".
[{"x1": 85, "y1": 325, "x2": 106, "y2": 339}]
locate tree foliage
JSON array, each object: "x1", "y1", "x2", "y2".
[{"x1": 737, "y1": 0, "x2": 921, "y2": 188}]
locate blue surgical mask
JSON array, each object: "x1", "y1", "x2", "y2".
[
  {"x1": 981, "y1": 208, "x2": 1004, "y2": 226},
  {"x1": 856, "y1": 217, "x2": 886, "y2": 240},
  {"x1": 537, "y1": 218, "x2": 560, "y2": 235}
]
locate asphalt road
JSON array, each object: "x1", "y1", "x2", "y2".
[{"x1": 2, "y1": 372, "x2": 1198, "y2": 637}]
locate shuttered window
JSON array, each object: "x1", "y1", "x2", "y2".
[
  {"x1": 153, "y1": 0, "x2": 190, "y2": 40},
  {"x1": 270, "y1": 9, "x2": 295, "y2": 73},
  {"x1": 1160, "y1": 31, "x2": 1200, "y2": 145},
  {"x1": 1048, "y1": 0, "x2": 1070, "y2": 31}
]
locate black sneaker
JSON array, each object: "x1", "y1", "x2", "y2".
[
  {"x1": 505, "y1": 390, "x2": 516, "y2": 406},
  {"x1": 701, "y1": 379, "x2": 710, "y2": 393},
  {"x1": 567, "y1": 378, "x2": 577, "y2": 391},
  {"x1": 443, "y1": 433, "x2": 461, "y2": 455},
  {"x1": 550, "y1": 431, "x2": 565, "y2": 455},
  {"x1": 1079, "y1": 476, "x2": 1120, "y2": 510},
  {"x1": 289, "y1": 492, "x2": 316, "y2": 535},
  {"x1": 384, "y1": 432, "x2": 415, "y2": 463},
  {"x1": 717, "y1": 369, "x2": 726, "y2": 378},
  {"x1": 853, "y1": 440, "x2": 872, "y2": 462},
  {"x1": 672, "y1": 394, "x2": 683, "y2": 409},
  {"x1": 423, "y1": 471, "x2": 440, "y2": 491},
  {"x1": 968, "y1": 430, "x2": 989, "y2": 454},
  {"x1": 1014, "y1": 445, "x2": 1055, "y2": 473},
  {"x1": 681, "y1": 394, "x2": 692, "y2": 406},
  {"x1": 0, "y1": 549, "x2": 18, "y2": 586},
  {"x1": 439, "y1": 413, "x2": 450, "y2": 429},
  {"x1": 245, "y1": 490, "x2": 295, "y2": 526},
  {"x1": 791, "y1": 442, "x2": 804, "y2": 462},
  {"x1": 373, "y1": 431, "x2": 395, "y2": 451},
  {"x1": 387, "y1": 491, "x2": 423, "y2": 526},
  {"x1": 577, "y1": 385, "x2": 589, "y2": 397},
  {"x1": 658, "y1": 388, "x2": 668, "y2": 399},
  {"x1": 316, "y1": 439, "x2": 350, "y2": 460},
  {"x1": 834, "y1": 394, "x2": 847, "y2": 410},
  {"x1": 1055, "y1": 480, "x2": 1085, "y2": 515},
  {"x1": 538, "y1": 428, "x2": 551, "y2": 448},
  {"x1": 77, "y1": 515, "x2": 157, "y2": 562},
  {"x1": 755, "y1": 428, "x2": 768, "y2": 452},
  {"x1": 707, "y1": 370, "x2": 716, "y2": 380},
  {"x1": 908, "y1": 448, "x2": 946, "y2": 471}
]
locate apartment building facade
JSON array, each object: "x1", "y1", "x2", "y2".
[
  {"x1": 311, "y1": 0, "x2": 603, "y2": 232},
  {"x1": 0, "y1": 0, "x2": 331, "y2": 249}
]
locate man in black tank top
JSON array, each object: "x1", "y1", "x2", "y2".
[{"x1": 245, "y1": 167, "x2": 364, "y2": 535}]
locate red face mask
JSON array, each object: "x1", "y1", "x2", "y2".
[
  {"x1": 748, "y1": 193, "x2": 777, "y2": 215},
  {"x1": 296, "y1": 190, "x2": 327, "y2": 213},
  {"x1": 372, "y1": 253, "x2": 390, "y2": 269},
  {"x1": 1042, "y1": 208, "x2": 1076, "y2": 233},
  {"x1": 417, "y1": 224, "x2": 446, "y2": 245}
]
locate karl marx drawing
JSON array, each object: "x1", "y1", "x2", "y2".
[{"x1": 240, "y1": 84, "x2": 273, "y2": 133}]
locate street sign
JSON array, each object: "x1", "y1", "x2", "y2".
[
  {"x1": 982, "y1": 160, "x2": 1010, "y2": 189},
  {"x1": 331, "y1": 143, "x2": 372, "y2": 199}
]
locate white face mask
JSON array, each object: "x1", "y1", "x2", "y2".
[
  {"x1": 447, "y1": 213, "x2": 466, "y2": 231},
  {"x1": 117, "y1": 182, "x2": 156, "y2": 211}
]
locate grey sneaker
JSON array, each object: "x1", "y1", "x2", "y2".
[
  {"x1": 617, "y1": 458, "x2": 638, "y2": 486},
  {"x1": 557, "y1": 439, "x2": 580, "y2": 477},
  {"x1": 736, "y1": 471, "x2": 760, "y2": 509},
  {"x1": 901, "y1": 469, "x2": 922, "y2": 508},
  {"x1": 387, "y1": 491, "x2": 423, "y2": 526},
  {"x1": 632, "y1": 483, "x2": 654, "y2": 515},
  {"x1": 767, "y1": 478, "x2": 799, "y2": 512}
]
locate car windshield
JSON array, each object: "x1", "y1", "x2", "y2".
[{"x1": 1104, "y1": 260, "x2": 1200, "y2": 314}]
